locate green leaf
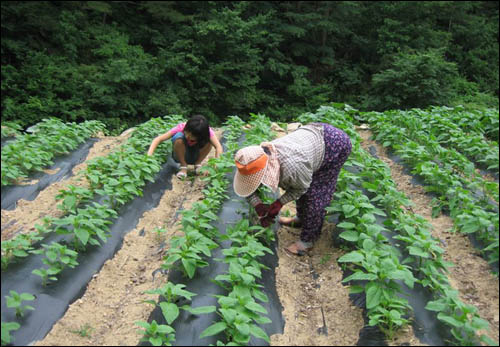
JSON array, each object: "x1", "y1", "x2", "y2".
[
  {"x1": 245, "y1": 301, "x2": 268, "y2": 314},
  {"x1": 150, "y1": 336, "x2": 163, "y2": 346},
  {"x1": 182, "y1": 258, "x2": 196, "y2": 279},
  {"x1": 64, "y1": 195, "x2": 77, "y2": 208},
  {"x1": 200, "y1": 322, "x2": 227, "y2": 338},
  {"x1": 186, "y1": 306, "x2": 216, "y2": 315},
  {"x1": 337, "y1": 251, "x2": 364, "y2": 263},
  {"x1": 74, "y1": 228, "x2": 89, "y2": 245},
  {"x1": 389, "y1": 310, "x2": 401, "y2": 320},
  {"x1": 365, "y1": 283, "x2": 382, "y2": 309},
  {"x1": 235, "y1": 322, "x2": 250, "y2": 336},
  {"x1": 480, "y1": 334, "x2": 498, "y2": 346},
  {"x1": 159, "y1": 302, "x2": 179, "y2": 325},
  {"x1": 471, "y1": 317, "x2": 490, "y2": 330},
  {"x1": 19, "y1": 293, "x2": 35, "y2": 301},
  {"x1": 337, "y1": 222, "x2": 356, "y2": 229},
  {"x1": 424, "y1": 300, "x2": 447, "y2": 312},
  {"x1": 437, "y1": 312, "x2": 463, "y2": 328},
  {"x1": 220, "y1": 308, "x2": 237, "y2": 324},
  {"x1": 250, "y1": 324, "x2": 270, "y2": 342},
  {"x1": 408, "y1": 246, "x2": 430, "y2": 258},
  {"x1": 339, "y1": 230, "x2": 359, "y2": 242},
  {"x1": 362, "y1": 239, "x2": 376, "y2": 251},
  {"x1": 343, "y1": 271, "x2": 378, "y2": 282}
]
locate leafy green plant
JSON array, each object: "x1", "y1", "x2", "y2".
[
  {"x1": 136, "y1": 320, "x2": 175, "y2": 346},
  {"x1": 1, "y1": 232, "x2": 43, "y2": 270},
  {"x1": 144, "y1": 282, "x2": 215, "y2": 325},
  {"x1": 55, "y1": 185, "x2": 94, "y2": 214},
  {"x1": 31, "y1": 242, "x2": 79, "y2": 286},
  {"x1": 51, "y1": 202, "x2": 117, "y2": 251},
  {"x1": 426, "y1": 289, "x2": 496, "y2": 346},
  {"x1": 1, "y1": 321, "x2": 20, "y2": 346},
  {"x1": 152, "y1": 227, "x2": 167, "y2": 243},
  {"x1": 162, "y1": 228, "x2": 218, "y2": 279},
  {"x1": 5, "y1": 290, "x2": 35, "y2": 318},
  {"x1": 1, "y1": 118, "x2": 105, "y2": 186},
  {"x1": 70, "y1": 323, "x2": 94, "y2": 338},
  {"x1": 200, "y1": 291, "x2": 271, "y2": 345}
]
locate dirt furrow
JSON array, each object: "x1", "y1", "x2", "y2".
[{"x1": 270, "y1": 202, "x2": 365, "y2": 346}]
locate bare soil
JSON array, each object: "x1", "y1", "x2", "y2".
[{"x1": 2, "y1": 124, "x2": 497, "y2": 346}]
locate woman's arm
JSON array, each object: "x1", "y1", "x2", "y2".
[{"x1": 147, "y1": 130, "x2": 173, "y2": 156}]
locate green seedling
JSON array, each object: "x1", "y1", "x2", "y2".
[
  {"x1": 1, "y1": 232, "x2": 42, "y2": 270},
  {"x1": 152, "y1": 227, "x2": 167, "y2": 243},
  {"x1": 201, "y1": 292, "x2": 271, "y2": 345},
  {"x1": 426, "y1": 290, "x2": 495, "y2": 346},
  {"x1": 145, "y1": 282, "x2": 215, "y2": 325},
  {"x1": 31, "y1": 242, "x2": 79, "y2": 286},
  {"x1": 1, "y1": 321, "x2": 21, "y2": 346},
  {"x1": 6, "y1": 290, "x2": 35, "y2": 318},
  {"x1": 320, "y1": 254, "x2": 332, "y2": 265},
  {"x1": 70, "y1": 323, "x2": 94, "y2": 338},
  {"x1": 136, "y1": 320, "x2": 175, "y2": 346},
  {"x1": 55, "y1": 185, "x2": 93, "y2": 214}
]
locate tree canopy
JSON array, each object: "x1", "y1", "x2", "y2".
[{"x1": 1, "y1": 1, "x2": 498, "y2": 133}]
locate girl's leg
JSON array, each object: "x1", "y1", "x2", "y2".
[
  {"x1": 194, "y1": 142, "x2": 212, "y2": 165},
  {"x1": 173, "y1": 139, "x2": 188, "y2": 176}
]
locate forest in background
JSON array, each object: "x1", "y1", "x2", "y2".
[{"x1": 1, "y1": 1, "x2": 498, "y2": 134}]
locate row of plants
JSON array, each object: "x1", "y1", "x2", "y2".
[
  {"x1": 137, "y1": 113, "x2": 278, "y2": 346},
  {"x1": 1, "y1": 122, "x2": 22, "y2": 139},
  {"x1": 300, "y1": 105, "x2": 496, "y2": 345},
  {"x1": 297, "y1": 106, "x2": 417, "y2": 340},
  {"x1": 1, "y1": 117, "x2": 106, "y2": 186},
  {"x1": 1, "y1": 115, "x2": 183, "y2": 271},
  {"x1": 379, "y1": 107, "x2": 498, "y2": 173},
  {"x1": 29, "y1": 115, "x2": 184, "y2": 281},
  {"x1": 362, "y1": 109, "x2": 498, "y2": 205},
  {"x1": 1, "y1": 115, "x2": 183, "y2": 346},
  {"x1": 426, "y1": 106, "x2": 499, "y2": 143},
  {"x1": 199, "y1": 114, "x2": 277, "y2": 345},
  {"x1": 358, "y1": 110, "x2": 499, "y2": 267},
  {"x1": 135, "y1": 115, "x2": 247, "y2": 345}
]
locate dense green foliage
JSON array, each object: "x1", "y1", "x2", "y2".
[{"x1": 1, "y1": 1, "x2": 498, "y2": 133}]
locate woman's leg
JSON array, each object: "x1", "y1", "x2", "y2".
[{"x1": 286, "y1": 125, "x2": 352, "y2": 254}]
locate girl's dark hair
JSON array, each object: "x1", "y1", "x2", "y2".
[{"x1": 185, "y1": 114, "x2": 210, "y2": 147}]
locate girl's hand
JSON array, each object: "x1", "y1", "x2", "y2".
[{"x1": 195, "y1": 164, "x2": 209, "y2": 177}]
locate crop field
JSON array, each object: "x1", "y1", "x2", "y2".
[{"x1": 1, "y1": 105, "x2": 498, "y2": 346}]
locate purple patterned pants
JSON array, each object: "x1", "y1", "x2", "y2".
[{"x1": 296, "y1": 124, "x2": 352, "y2": 243}]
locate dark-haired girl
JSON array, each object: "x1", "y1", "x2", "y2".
[{"x1": 147, "y1": 115, "x2": 223, "y2": 179}]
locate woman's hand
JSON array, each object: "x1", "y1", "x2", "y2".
[
  {"x1": 255, "y1": 203, "x2": 270, "y2": 217},
  {"x1": 256, "y1": 200, "x2": 282, "y2": 227}
]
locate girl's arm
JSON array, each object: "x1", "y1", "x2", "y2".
[
  {"x1": 210, "y1": 135, "x2": 224, "y2": 158},
  {"x1": 147, "y1": 130, "x2": 174, "y2": 156}
]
